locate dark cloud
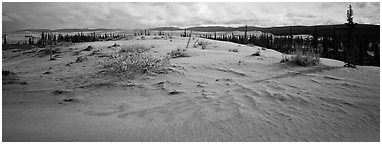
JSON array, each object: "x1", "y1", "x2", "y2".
[{"x1": 2, "y1": 2, "x2": 380, "y2": 32}]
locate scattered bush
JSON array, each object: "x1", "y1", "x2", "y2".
[
  {"x1": 76, "y1": 56, "x2": 88, "y2": 63},
  {"x1": 83, "y1": 45, "x2": 93, "y2": 51},
  {"x1": 44, "y1": 47, "x2": 60, "y2": 55},
  {"x1": 99, "y1": 51, "x2": 170, "y2": 77},
  {"x1": 290, "y1": 49, "x2": 320, "y2": 66},
  {"x1": 232, "y1": 48, "x2": 239, "y2": 53},
  {"x1": 199, "y1": 41, "x2": 208, "y2": 50},
  {"x1": 88, "y1": 50, "x2": 101, "y2": 56},
  {"x1": 281, "y1": 53, "x2": 289, "y2": 62},
  {"x1": 108, "y1": 43, "x2": 120, "y2": 48},
  {"x1": 167, "y1": 48, "x2": 190, "y2": 58},
  {"x1": 251, "y1": 50, "x2": 260, "y2": 56},
  {"x1": 2, "y1": 70, "x2": 14, "y2": 76},
  {"x1": 119, "y1": 44, "x2": 150, "y2": 53},
  {"x1": 2, "y1": 70, "x2": 18, "y2": 80}
]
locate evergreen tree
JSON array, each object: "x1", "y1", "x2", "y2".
[
  {"x1": 244, "y1": 25, "x2": 248, "y2": 44},
  {"x1": 3, "y1": 34, "x2": 7, "y2": 45},
  {"x1": 344, "y1": 5, "x2": 357, "y2": 68}
]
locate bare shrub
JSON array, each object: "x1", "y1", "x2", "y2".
[
  {"x1": 108, "y1": 43, "x2": 120, "y2": 48},
  {"x1": 167, "y1": 47, "x2": 190, "y2": 58},
  {"x1": 281, "y1": 53, "x2": 289, "y2": 62},
  {"x1": 83, "y1": 45, "x2": 93, "y2": 51},
  {"x1": 196, "y1": 41, "x2": 208, "y2": 49},
  {"x1": 201, "y1": 41, "x2": 207, "y2": 50},
  {"x1": 251, "y1": 50, "x2": 260, "y2": 56},
  {"x1": 290, "y1": 49, "x2": 320, "y2": 66},
  {"x1": 99, "y1": 51, "x2": 170, "y2": 77},
  {"x1": 119, "y1": 44, "x2": 150, "y2": 53}
]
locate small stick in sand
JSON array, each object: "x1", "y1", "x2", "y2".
[{"x1": 186, "y1": 31, "x2": 193, "y2": 49}]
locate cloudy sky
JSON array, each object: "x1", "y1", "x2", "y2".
[{"x1": 2, "y1": 2, "x2": 380, "y2": 32}]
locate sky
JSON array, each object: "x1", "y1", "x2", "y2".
[{"x1": 2, "y1": 2, "x2": 380, "y2": 32}]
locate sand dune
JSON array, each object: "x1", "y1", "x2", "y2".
[{"x1": 2, "y1": 36, "x2": 379, "y2": 141}]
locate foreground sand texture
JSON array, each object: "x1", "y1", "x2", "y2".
[{"x1": 2, "y1": 36, "x2": 380, "y2": 141}]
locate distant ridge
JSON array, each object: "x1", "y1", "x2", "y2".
[
  {"x1": 149, "y1": 27, "x2": 182, "y2": 31},
  {"x1": 154, "y1": 24, "x2": 379, "y2": 39},
  {"x1": 15, "y1": 28, "x2": 120, "y2": 33},
  {"x1": 13, "y1": 24, "x2": 379, "y2": 40}
]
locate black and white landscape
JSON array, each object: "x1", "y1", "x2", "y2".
[{"x1": 2, "y1": 2, "x2": 380, "y2": 142}]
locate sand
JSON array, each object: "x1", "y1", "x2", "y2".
[{"x1": 2, "y1": 36, "x2": 380, "y2": 142}]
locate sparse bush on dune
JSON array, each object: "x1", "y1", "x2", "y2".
[
  {"x1": 168, "y1": 47, "x2": 190, "y2": 58},
  {"x1": 98, "y1": 44, "x2": 169, "y2": 78},
  {"x1": 251, "y1": 50, "x2": 260, "y2": 56},
  {"x1": 195, "y1": 41, "x2": 208, "y2": 49},
  {"x1": 83, "y1": 45, "x2": 93, "y2": 51},
  {"x1": 289, "y1": 49, "x2": 320, "y2": 66},
  {"x1": 228, "y1": 48, "x2": 239, "y2": 53},
  {"x1": 119, "y1": 44, "x2": 150, "y2": 53},
  {"x1": 108, "y1": 43, "x2": 120, "y2": 48},
  {"x1": 201, "y1": 41, "x2": 207, "y2": 50},
  {"x1": 281, "y1": 53, "x2": 289, "y2": 62}
]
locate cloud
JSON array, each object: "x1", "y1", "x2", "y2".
[
  {"x1": 2, "y1": 2, "x2": 380, "y2": 32},
  {"x1": 285, "y1": 11, "x2": 318, "y2": 19}
]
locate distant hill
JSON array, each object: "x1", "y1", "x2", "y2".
[
  {"x1": 53, "y1": 28, "x2": 118, "y2": 32},
  {"x1": 149, "y1": 27, "x2": 182, "y2": 31},
  {"x1": 182, "y1": 24, "x2": 379, "y2": 40},
  {"x1": 15, "y1": 28, "x2": 120, "y2": 33},
  {"x1": 13, "y1": 24, "x2": 379, "y2": 40},
  {"x1": 257, "y1": 24, "x2": 380, "y2": 39},
  {"x1": 15, "y1": 28, "x2": 54, "y2": 33}
]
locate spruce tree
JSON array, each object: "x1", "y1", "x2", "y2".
[
  {"x1": 244, "y1": 25, "x2": 248, "y2": 44},
  {"x1": 3, "y1": 34, "x2": 7, "y2": 45},
  {"x1": 344, "y1": 5, "x2": 357, "y2": 68}
]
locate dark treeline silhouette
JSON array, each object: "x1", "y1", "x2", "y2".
[
  {"x1": 35, "y1": 31, "x2": 127, "y2": 47},
  {"x1": 34, "y1": 29, "x2": 172, "y2": 48},
  {"x1": 200, "y1": 23, "x2": 379, "y2": 66}
]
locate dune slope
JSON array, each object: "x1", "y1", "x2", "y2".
[{"x1": 2, "y1": 37, "x2": 379, "y2": 142}]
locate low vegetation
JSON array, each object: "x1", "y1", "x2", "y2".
[
  {"x1": 251, "y1": 50, "x2": 260, "y2": 56},
  {"x1": 193, "y1": 41, "x2": 208, "y2": 49},
  {"x1": 167, "y1": 47, "x2": 190, "y2": 58},
  {"x1": 289, "y1": 49, "x2": 320, "y2": 66},
  {"x1": 98, "y1": 45, "x2": 170, "y2": 78},
  {"x1": 229, "y1": 48, "x2": 239, "y2": 53},
  {"x1": 119, "y1": 44, "x2": 150, "y2": 53},
  {"x1": 200, "y1": 41, "x2": 208, "y2": 50}
]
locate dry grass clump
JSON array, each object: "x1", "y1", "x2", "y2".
[
  {"x1": 108, "y1": 43, "x2": 120, "y2": 48},
  {"x1": 251, "y1": 50, "x2": 260, "y2": 56},
  {"x1": 192, "y1": 40, "x2": 208, "y2": 49},
  {"x1": 119, "y1": 44, "x2": 150, "y2": 53},
  {"x1": 201, "y1": 41, "x2": 208, "y2": 50},
  {"x1": 229, "y1": 48, "x2": 239, "y2": 53},
  {"x1": 290, "y1": 49, "x2": 320, "y2": 66},
  {"x1": 167, "y1": 47, "x2": 191, "y2": 58},
  {"x1": 98, "y1": 45, "x2": 169, "y2": 77}
]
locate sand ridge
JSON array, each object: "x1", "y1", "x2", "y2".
[{"x1": 2, "y1": 36, "x2": 380, "y2": 141}]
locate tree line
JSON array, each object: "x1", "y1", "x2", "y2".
[{"x1": 200, "y1": 5, "x2": 379, "y2": 66}]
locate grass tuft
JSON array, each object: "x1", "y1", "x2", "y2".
[
  {"x1": 167, "y1": 47, "x2": 191, "y2": 58},
  {"x1": 119, "y1": 44, "x2": 150, "y2": 53},
  {"x1": 290, "y1": 49, "x2": 320, "y2": 66},
  {"x1": 98, "y1": 45, "x2": 169, "y2": 78}
]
